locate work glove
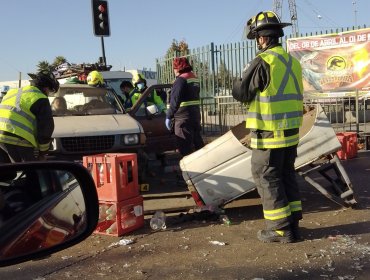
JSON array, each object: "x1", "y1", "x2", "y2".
[{"x1": 165, "y1": 118, "x2": 171, "y2": 131}]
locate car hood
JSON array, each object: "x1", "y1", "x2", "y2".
[{"x1": 52, "y1": 114, "x2": 143, "y2": 137}]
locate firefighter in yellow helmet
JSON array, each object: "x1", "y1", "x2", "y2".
[
  {"x1": 131, "y1": 73, "x2": 165, "y2": 112},
  {"x1": 87, "y1": 70, "x2": 104, "y2": 87},
  {"x1": 232, "y1": 11, "x2": 304, "y2": 243},
  {"x1": 0, "y1": 71, "x2": 59, "y2": 162}
]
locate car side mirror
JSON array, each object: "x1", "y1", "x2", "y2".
[
  {"x1": 146, "y1": 104, "x2": 159, "y2": 116},
  {"x1": 0, "y1": 161, "x2": 99, "y2": 267}
]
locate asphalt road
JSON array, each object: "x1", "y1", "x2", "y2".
[{"x1": 1, "y1": 151, "x2": 370, "y2": 280}]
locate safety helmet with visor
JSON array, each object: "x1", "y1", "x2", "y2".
[
  {"x1": 87, "y1": 70, "x2": 104, "y2": 86},
  {"x1": 132, "y1": 73, "x2": 147, "y2": 91},
  {"x1": 246, "y1": 11, "x2": 291, "y2": 40},
  {"x1": 132, "y1": 73, "x2": 146, "y2": 85}
]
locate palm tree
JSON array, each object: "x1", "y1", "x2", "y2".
[
  {"x1": 37, "y1": 56, "x2": 68, "y2": 73},
  {"x1": 52, "y1": 56, "x2": 67, "y2": 69},
  {"x1": 37, "y1": 60, "x2": 51, "y2": 72}
]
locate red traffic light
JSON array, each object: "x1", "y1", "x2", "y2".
[
  {"x1": 92, "y1": 0, "x2": 110, "y2": 36},
  {"x1": 98, "y1": 4, "x2": 106, "y2": 13}
]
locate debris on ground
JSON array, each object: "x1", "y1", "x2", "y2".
[
  {"x1": 209, "y1": 240, "x2": 227, "y2": 246},
  {"x1": 108, "y1": 238, "x2": 135, "y2": 247}
]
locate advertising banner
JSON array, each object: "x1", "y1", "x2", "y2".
[{"x1": 287, "y1": 28, "x2": 370, "y2": 95}]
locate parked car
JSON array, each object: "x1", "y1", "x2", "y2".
[{"x1": 0, "y1": 161, "x2": 98, "y2": 267}]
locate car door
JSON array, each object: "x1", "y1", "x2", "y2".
[{"x1": 130, "y1": 84, "x2": 177, "y2": 153}]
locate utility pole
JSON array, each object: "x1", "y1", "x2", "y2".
[
  {"x1": 18, "y1": 72, "x2": 22, "y2": 88},
  {"x1": 272, "y1": 0, "x2": 299, "y2": 37},
  {"x1": 352, "y1": 1, "x2": 358, "y2": 26}
]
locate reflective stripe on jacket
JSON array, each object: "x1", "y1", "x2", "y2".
[
  {"x1": 132, "y1": 89, "x2": 165, "y2": 112},
  {"x1": 0, "y1": 86, "x2": 48, "y2": 148},
  {"x1": 246, "y1": 46, "x2": 303, "y2": 149},
  {"x1": 166, "y1": 72, "x2": 201, "y2": 120},
  {"x1": 178, "y1": 76, "x2": 200, "y2": 107}
]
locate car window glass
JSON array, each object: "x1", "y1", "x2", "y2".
[{"x1": 49, "y1": 86, "x2": 124, "y2": 116}]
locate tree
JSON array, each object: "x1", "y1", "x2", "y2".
[
  {"x1": 217, "y1": 60, "x2": 233, "y2": 92},
  {"x1": 165, "y1": 39, "x2": 189, "y2": 58},
  {"x1": 37, "y1": 56, "x2": 67, "y2": 73},
  {"x1": 159, "y1": 39, "x2": 213, "y2": 98},
  {"x1": 52, "y1": 56, "x2": 67, "y2": 69},
  {"x1": 37, "y1": 60, "x2": 51, "y2": 72}
]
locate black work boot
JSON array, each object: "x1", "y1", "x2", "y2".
[
  {"x1": 257, "y1": 227, "x2": 294, "y2": 243},
  {"x1": 292, "y1": 221, "x2": 302, "y2": 241}
]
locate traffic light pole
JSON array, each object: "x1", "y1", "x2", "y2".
[{"x1": 100, "y1": 36, "x2": 107, "y2": 67}]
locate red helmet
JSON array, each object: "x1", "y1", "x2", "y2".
[{"x1": 173, "y1": 57, "x2": 192, "y2": 73}]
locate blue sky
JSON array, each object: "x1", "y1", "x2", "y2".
[{"x1": 0, "y1": 0, "x2": 369, "y2": 82}]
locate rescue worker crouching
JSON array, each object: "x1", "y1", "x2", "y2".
[
  {"x1": 0, "y1": 71, "x2": 59, "y2": 162},
  {"x1": 232, "y1": 11, "x2": 304, "y2": 243},
  {"x1": 131, "y1": 73, "x2": 166, "y2": 112},
  {"x1": 166, "y1": 57, "x2": 205, "y2": 157},
  {"x1": 119, "y1": 80, "x2": 135, "y2": 109}
]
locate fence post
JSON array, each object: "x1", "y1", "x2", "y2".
[
  {"x1": 210, "y1": 42, "x2": 216, "y2": 97},
  {"x1": 210, "y1": 42, "x2": 221, "y2": 132},
  {"x1": 356, "y1": 89, "x2": 359, "y2": 134}
]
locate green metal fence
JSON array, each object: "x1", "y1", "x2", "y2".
[
  {"x1": 156, "y1": 41, "x2": 257, "y2": 98},
  {"x1": 156, "y1": 25, "x2": 369, "y2": 139}
]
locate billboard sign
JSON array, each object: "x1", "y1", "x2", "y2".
[{"x1": 287, "y1": 28, "x2": 370, "y2": 95}]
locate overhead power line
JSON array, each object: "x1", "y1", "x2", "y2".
[{"x1": 273, "y1": 0, "x2": 299, "y2": 36}]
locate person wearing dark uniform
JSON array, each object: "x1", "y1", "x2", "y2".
[
  {"x1": 0, "y1": 71, "x2": 59, "y2": 162},
  {"x1": 119, "y1": 80, "x2": 135, "y2": 109},
  {"x1": 165, "y1": 57, "x2": 205, "y2": 157},
  {"x1": 232, "y1": 11, "x2": 304, "y2": 243}
]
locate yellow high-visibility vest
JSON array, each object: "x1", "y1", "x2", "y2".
[
  {"x1": 0, "y1": 85, "x2": 48, "y2": 148},
  {"x1": 246, "y1": 46, "x2": 303, "y2": 149}
]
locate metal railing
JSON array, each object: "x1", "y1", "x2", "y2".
[{"x1": 199, "y1": 94, "x2": 370, "y2": 145}]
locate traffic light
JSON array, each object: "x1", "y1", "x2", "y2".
[{"x1": 92, "y1": 0, "x2": 110, "y2": 36}]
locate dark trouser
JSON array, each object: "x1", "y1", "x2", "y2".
[
  {"x1": 0, "y1": 143, "x2": 37, "y2": 163},
  {"x1": 174, "y1": 118, "x2": 205, "y2": 157},
  {"x1": 251, "y1": 145, "x2": 302, "y2": 231}
]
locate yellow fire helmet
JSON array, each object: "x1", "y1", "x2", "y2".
[
  {"x1": 87, "y1": 70, "x2": 104, "y2": 86},
  {"x1": 132, "y1": 73, "x2": 146, "y2": 86}
]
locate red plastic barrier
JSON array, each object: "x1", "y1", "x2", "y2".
[{"x1": 336, "y1": 132, "x2": 358, "y2": 160}]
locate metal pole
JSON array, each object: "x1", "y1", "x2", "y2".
[
  {"x1": 210, "y1": 42, "x2": 216, "y2": 96},
  {"x1": 353, "y1": 1, "x2": 358, "y2": 26},
  {"x1": 101, "y1": 36, "x2": 107, "y2": 66},
  {"x1": 355, "y1": 89, "x2": 359, "y2": 134},
  {"x1": 18, "y1": 72, "x2": 21, "y2": 88}
]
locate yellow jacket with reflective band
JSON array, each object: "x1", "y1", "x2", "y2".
[
  {"x1": 0, "y1": 85, "x2": 48, "y2": 148},
  {"x1": 132, "y1": 89, "x2": 166, "y2": 112},
  {"x1": 246, "y1": 46, "x2": 303, "y2": 149}
]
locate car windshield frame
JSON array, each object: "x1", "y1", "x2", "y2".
[{"x1": 49, "y1": 85, "x2": 125, "y2": 116}]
